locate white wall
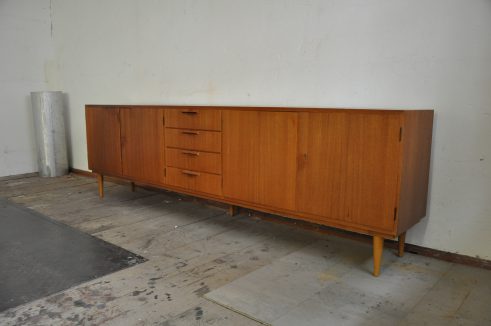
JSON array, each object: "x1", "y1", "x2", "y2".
[
  {"x1": 45, "y1": 0, "x2": 491, "y2": 259},
  {"x1": 0, "y1": 0, "x2": 54, "y2": 177}
]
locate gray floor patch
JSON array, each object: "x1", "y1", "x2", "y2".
[
  {"x1": 205, "y1": 237, "x2": 491, "y2": 325},
  {"x1": 0, "y1": 197, "x2": 145, "y2": 312}
]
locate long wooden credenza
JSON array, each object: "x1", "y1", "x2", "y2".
[{"x1": 85, "y1": 105, "x2": 434, "y2": 276}]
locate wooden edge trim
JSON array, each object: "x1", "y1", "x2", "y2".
[
  {"x1": 255, "y1": 212, "x2": 491, "y2": 270},
  {"x1": 85, "y1": 104, "x2": 433, "y2": 113},
  {"x1": 256, "y1": 209, "x2": 491, "y2": 270},
  {"x1": 70, "y1": 167, "x2": 491, "y2": 271}
]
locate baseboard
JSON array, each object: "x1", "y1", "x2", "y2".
[
  {"x1": 402, "y1": 243, "x2": 491, "y2": 270},
  {"x1": 0, "y1": 172, "x2": 39, "y2": 181},
  {"x1": 69, "y1": 167, "x2": 491, "y2": 271},
  {"x1": 253, "y1": 211, "x2": 491, "y2": 270}
]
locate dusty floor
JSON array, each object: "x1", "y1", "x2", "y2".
[{"x1": 0, "y1": 174, "x2": 489, "y2": 325}]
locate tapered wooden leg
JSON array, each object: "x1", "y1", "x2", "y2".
[
  {"x1": 373, "y1": 235, "x2": 384, "y2": 277},
  {"x1": 228, "y1": 205, "x2": 238, "y2": 216},
  {"x1": 131, "y1": 182, "x2": 136, "y2": 192},
  {"x1": 398, "y1": 232, "x2": 406, "y2": 257},
  {"x1": 97, "y1": 174, "x2": 104, "y2": 199}
]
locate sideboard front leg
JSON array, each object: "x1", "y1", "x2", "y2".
[
  {"x1": 228, "y1": 205, "x2": 238, "y2": 216},
  {"x1": 131, "y1": 181, "x2": 136, "y2": 192},
  {"x1": 398, "y1": 232, "x2": 406, "y2": 257},
  {"x1": 97, "y1": 174, "x2": 104, "y2": 199},
  {"x1": 373, "y1": 235, "x2": 384, "y2": 277}
]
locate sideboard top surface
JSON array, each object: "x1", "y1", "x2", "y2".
[{"x1": 85, "y1": 104, "x2": 433, "y2": 114}]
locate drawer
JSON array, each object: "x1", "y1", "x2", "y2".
[
  {"x1": 166, "y1": 148, "x2": 221, "y2": 175},
  {"x1": 165, "y1": 108, "x2": 221, "y2": 131},
  {"x1": 165, "y1": 128, "x2": 221, "y2": 153},
  {"x1": 166, "y1": 167, "x2": 222, "y2": 196}
]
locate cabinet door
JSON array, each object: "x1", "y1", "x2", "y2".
[
  {"x1": 86, "y1": 107, "x2": 122, "y2": 175},
  {"x1": 223, "y1": 110, "x2": 298, "y2": 210},
  {"x1": 296, "y1": 112, "x2": 402, "y2": 232},
  {"x1": 120, "y1": 108, "x2": 165, "y2": 184}
]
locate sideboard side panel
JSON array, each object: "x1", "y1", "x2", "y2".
[{"x1": 397, "y1": 110, "x2": 434, "y2": 234}]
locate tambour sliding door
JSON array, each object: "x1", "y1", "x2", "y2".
[
  {"x1": 295, "y1": 112, "x2": 402, "y2": 232},
  {"x1": 222, "y1": 110, "x2": 298, "y2": 211},
  {"x1": 120, "y1": 107, "x2": 165, "y2": 185}
]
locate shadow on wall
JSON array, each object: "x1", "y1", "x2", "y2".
[
  {"x1": 62, "y1": 92, "x2": 73, "y2": 168},
  {"x1": 407, "y1": 110, "x2": 436, "y2": 246},
  {"x1": 24, "y1": 94, "x2": 37, "y2": 165}
]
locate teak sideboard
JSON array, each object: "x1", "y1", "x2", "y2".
[{"x1": 85, "y1": 105, "x2": 434, "y2": 276}]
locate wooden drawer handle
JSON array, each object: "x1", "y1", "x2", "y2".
[
  {"x1": 181, "y1": 150, "x2": 200, "y2": 156},
  {"x1": 182, "y1": 170, "x2": 200, "y2": 176},
  {"x1": 181, "y1": 111, "x2": 198, "y2": 115},
  {"x1": 181, "y1": 130, "x2": 200, "y2": 135}
]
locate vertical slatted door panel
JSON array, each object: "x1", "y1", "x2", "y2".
[
  {"x1": 296, "y1": 112, "x2": 350, "y2": 221},
  {"x1": 344, "y1": 112, "x2": 402, "y2": 232},
  {"x1": 85, "y1": 107, "x2": 123, "y2": 176},
  {"x1": 120, "y1": 108, "x2": 165, "y2": 185},
  {"x1": 296, "y1": 112, "x2": 402, "y2": 233},
  {"x1": 222, "y1": 110, "x2": 298, "y2": 211}
]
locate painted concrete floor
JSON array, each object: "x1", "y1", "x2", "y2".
[
  {"x1": 0, "y1": 197, "x2": 144, "y2": 312},
  {"x1": 0, "y1": 174, "x2": 489, "y2": 325}
]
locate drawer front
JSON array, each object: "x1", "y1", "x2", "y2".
[
  {"x1": 165, "y1": 108, "x2": 221, "y2": 131},
  {"x1": 165, "y1": 128, "x2": 221, "y2": 153},
  {"x1": 166, "y1": 167, "x2": 222, "y2": 196},
  {"x1": 166, "y1": 148, "x2": 221, "y2": 175}
]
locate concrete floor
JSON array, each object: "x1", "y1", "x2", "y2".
[{"x1": 0, "y1": 174, "x2": 490, "y2": 325}]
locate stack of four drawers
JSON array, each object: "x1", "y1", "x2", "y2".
[{"x1": 164, "y1": 108, "x2": 223, "y2": 196}]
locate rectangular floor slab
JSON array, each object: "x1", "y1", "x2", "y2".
[{"x1": 205, "y1": 236, "x2": 455, "y2": 325}]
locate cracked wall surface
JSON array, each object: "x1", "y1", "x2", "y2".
[{"x1": 0, "y1": 0, "x2": 54, "y2": 177}]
